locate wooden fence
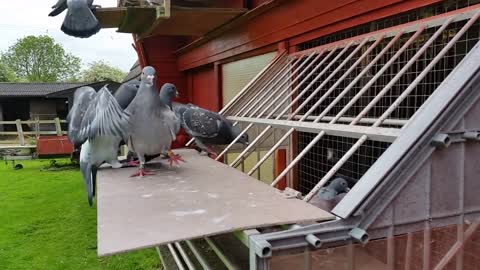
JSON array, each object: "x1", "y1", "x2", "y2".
[{"x1": 0, "y1": 118, "x2": 67, "y2": 146}]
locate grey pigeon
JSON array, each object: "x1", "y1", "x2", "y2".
[
  {"x1": 172, "y1": 102, "x2": 249, "y2": 158},
  {"x1": 49, "y1": 0, "x2": 101, "y2": 38},
  {"x1": 115, "y1": 81, "x2": 178, "y2": 165},
  {"x1": 67, "y1": 85, "x2": 130, "y2": 206},
  {"x1": 309, "y1": 177, "x2": 350, "y2": 211},
  {"x1": 125, "y1": 67, "x2": 182, "y2": 177},
  {"x1": 114, "y1": 80, "x2": 140, "y2": 110}
]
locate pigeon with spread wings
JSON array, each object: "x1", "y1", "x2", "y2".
[{"x1": 67, "y1": 85, "x2": 131, "y2": 206}]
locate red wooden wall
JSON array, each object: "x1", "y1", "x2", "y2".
[
  {"x1": 140, "y1": 36, "x2": 190, "y2": 103},
  {"x1": 187, "y1": 66, "x2": 220, "y2": 111},
  {"x1": 176, "y1": 0, "x2": 442, "y2": 70}
]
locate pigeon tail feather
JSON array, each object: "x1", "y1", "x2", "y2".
[
  {"x1": 80, "y1": 161, "x2": 95, "y2": 207},
  {"x1": 61, "y1": 5, "x2": 100, "y2": 38}
]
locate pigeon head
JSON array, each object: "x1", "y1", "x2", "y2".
[
  {"x1": 329, "y1": 177, "x2": 350, "y2": 193},
  {"x1": 160, "y1": 83, "x2": 179, "y2": 109},
  {"x1": 232, "y1": 126, "x2": 249, "y2": 145},
  {"x1": 141, "y1": 66, "x2": 157, "y2": 86}
]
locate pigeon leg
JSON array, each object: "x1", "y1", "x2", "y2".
[
  {"x1": 125, "y1": 160, "x2": 140, "y2": 167},
  {"x1": 206, "y1": 146, "x2": 218, "y2": 159},
  {"x1": 167, "y1": 150, "x2": 186, "y2": 166},
  {"x1": 130, "y1": 156, "x2": 155, "y2": 177},
  {"x1": 194, "y1": 139, "x2": 211, "y2": 156}
]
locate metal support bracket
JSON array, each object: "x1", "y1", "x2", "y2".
[
  {"x1": 431, "y1": 130, "x2": 480, "y2": 148},
  {"x1": 249, "y1": 234, "x2": 273, "y2": 258}
]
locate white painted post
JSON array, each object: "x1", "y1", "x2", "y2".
[
  {"x1": 54, "y1": 117, "x2": 62, "y2": 136},
  {"x1": 35, "y1": 117, "x2": 40, "y2": 139},
  {"x1": 15, "y1": 119, "x2": 25, "y2": 146}
]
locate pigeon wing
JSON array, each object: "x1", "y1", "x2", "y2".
[
  {"x1": 172, "y1": 102, "x2": 198, "y2": 119},
  {"x1": 77, "y1": 86, "x2": 131, "y2": 142},
  {"x1": 181, "y1": 108, "x2": 221, "y2": 138},
  {"x1": 67, "y1": 86, "x2": 96, "y2": 146},
  {"x1": 164, "y1": 107, "x2": 181, "y2": 140},
  {"x1": 49, "y1": 0, "x2": 67, "y2": 16}
]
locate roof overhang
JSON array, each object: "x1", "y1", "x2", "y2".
[
  {"x1": 45, "y1": 81, "x2": 121, "y2": 98},
  {"x1": 95, "y1": 4, "x2": 246, "y2": 39}
]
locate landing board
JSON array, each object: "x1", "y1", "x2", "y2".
[{"x1": 97, "y1": 149, "x2": 333, "y2": 256}]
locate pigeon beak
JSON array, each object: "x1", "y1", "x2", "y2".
[
  {"x1": 175, "y1": 91, "x2": 180, "y2": 98},
  {"x1": 146, "y1": 75, "x2": 155, "y2": 84}
]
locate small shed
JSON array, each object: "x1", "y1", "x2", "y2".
[
  {"x1": 96, "y1": 1, "x2": 480, "y2": 269},
  {"x1": 0, "y1": 81, "x2": 120, "y2": 131}
]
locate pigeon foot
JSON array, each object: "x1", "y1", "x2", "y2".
[
  {"x1": 130, "y1": 168, "x2": 155, "y2": 177},
  {"x1": 125, "y1": 160, "x2": 140, "y2": 167},
  {"x1": 168, "y1": 150, "x2": 186, "y2": 166},
  {"x1": 206, "y1": 146, "x2": 218, "y2": 159}
]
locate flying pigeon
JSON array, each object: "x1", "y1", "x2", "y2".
[
  {"x1": 125, "y1": 67, "x2": 183, "y2": 177},
  {"x1": 49, "y1": 0, "x2": 101, "y2": 38},
  {"x1": 309, "y1": 177, "x2": 350, "y2": 211},
  {"x1": 67, "y1": 86, "x2": 131, "y2": 206},
  {"x1": 172, "y1": 103, "x2": 249, "y2": 158}
]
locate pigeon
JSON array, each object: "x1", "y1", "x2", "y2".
[
  {"x1": 114, "y1": 80, "x2": 140, "y2": 110},
  {"x1": 309, "y1": 177, "x2": 350, "y2": 211},
  {"x1": 125, "y1": 66, "x2": 183, "y2": 177},
  {"x1": 67, "y1": 85, "x2": 130, "y2": 206},
  {"x1": 113, "y1": 81, "x2": 179, "y2": 165},
  {"x1": 159, "y1": 83, "x2": 179, "y2": 109},
  {"x1": 172, "y1": 103, "x2": 249, "y2": 158},
  {"x1": 49, "y1": 0, "x2": 101, "y2": 38}
]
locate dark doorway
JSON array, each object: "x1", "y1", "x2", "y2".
[{"x1": 1, "y1": 100, "x2": 30, "y2": 131}]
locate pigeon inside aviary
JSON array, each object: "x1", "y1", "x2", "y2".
[
  {"x1": 172, "y1": 102, "x2": 249, "y2": 158},
  {"x1": 125, "y1": 67, "x2": 183, "y2": 177},
  {"x1": 309, "y1": 177, "x2": 350, "y2": 211},
  {"x1": 49, "y1": 0, "x2": 101, "y2": 38},
  {"x1": 67, "y1": 85, "x2": 131, "y2": 206}
]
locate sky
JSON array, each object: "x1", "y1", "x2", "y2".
[{"x1": 0, "y1": 0, "x2": 138, "y2": 72}]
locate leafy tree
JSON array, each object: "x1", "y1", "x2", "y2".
[
  {"x1": 2, "y1": 35, "x2": 81, "y2": 82},
  {"x1": 82, "y1": 61, "x2": 126, "y2": 82},
  {"x1": 0, "y1": 59, "x2": 16, "y2": 82}
]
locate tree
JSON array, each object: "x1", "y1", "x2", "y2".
[
  {"x1": 2, "y1": 35, "x2": 81, "y2": 82},
  {"x1": 82, "y1": 61, "x2": 126, "y2": 83},
  {"x1": 0, "y1": 59, "x2": 16, "y2": 82}
]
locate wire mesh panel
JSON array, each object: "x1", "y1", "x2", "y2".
[{"x1": 216, "y1": 5, "x2": 480, "y2": 214}]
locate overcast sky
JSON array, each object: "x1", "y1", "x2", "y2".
[{"x1": 0, "y1": 0, "x2": 137, "y2": 72}]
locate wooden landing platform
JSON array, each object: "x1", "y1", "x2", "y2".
[{"x1": 97, "y1": 149, "x2": 333, "y2": 256}]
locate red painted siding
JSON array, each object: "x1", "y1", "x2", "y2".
[
  {"x1": 141, "y1": 36, "x2": 190, "y2": 103},
  {"x1": 175, "y1": 0, "x2": 442, "y2": 70},
  {"x1": 251, "y1": 0, "x2": 270, "y2": 8},
  {"x1": 188, "y1": 66, "x2": 220, "y2": 111},
  {"x1": 37, "y1": 136, "x2": 74, "y2": 156}
]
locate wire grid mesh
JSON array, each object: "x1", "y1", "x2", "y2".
[
  {"x1": 220, "y1": 5, "x2": 480, "y2": 207},
  {"x1": 297, "y1": 0, "x2": 480, "y2": 50},
  {"x1": 294, "y1": 12, "x2": 480, "y2": 195},
  {"x1": 297, "y1": 133, "x2": 390, "y2": 194}
]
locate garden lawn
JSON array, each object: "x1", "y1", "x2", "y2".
[{"x1": 0, "y1": 159, "x2": 160, "y2": 270}]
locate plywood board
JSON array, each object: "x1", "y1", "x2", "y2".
[
  {"x1": 144, "y1": 6, "x2": 246, "y2": 37},
  {"x1": 97, "y1": 149, "x2": 333, "y2": 256}
]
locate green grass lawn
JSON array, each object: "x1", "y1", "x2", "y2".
[{"x1": 0, "y1": 159, "x2": 161, "y2": 270}]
